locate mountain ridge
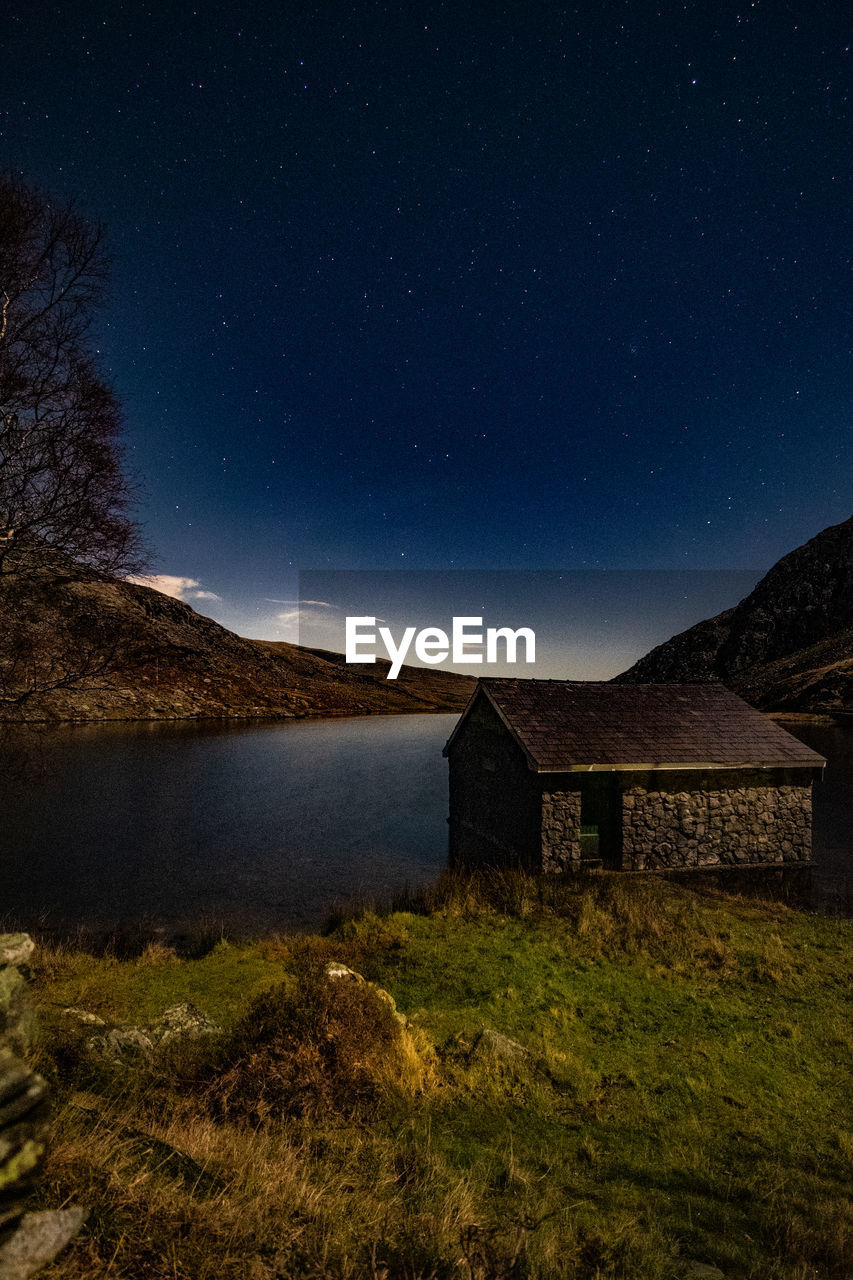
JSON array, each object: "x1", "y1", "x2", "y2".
[
  {"x1": 0, "y1": 573, "x2": 476, "y2": 722},
  {"x1": 616, "y1": 515, "x2": 853, "y2": 713}
]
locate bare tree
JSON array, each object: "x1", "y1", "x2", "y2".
[
  {"x1": 0, "y1": 173, "x2": 143, "y2": 581},
  {"x1": 0, "y1": 174, "x2": 146, "y2": 715}
]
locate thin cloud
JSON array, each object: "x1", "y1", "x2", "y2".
[
  {"x1": 275, "y1": 609, "x2": 386, "y2": 624},
  {"x1": 274, "y1": 603, "x2": 358, "y2": 627},
  {"x1": 128, "y1": 574, "x2": 221, "y2": 604},
  {"x1": 128, "y1": 573, "x2": 200, "y2": 599},
  {"x1": 263, "y1": 598, "x2": 335, "y2": 608}
]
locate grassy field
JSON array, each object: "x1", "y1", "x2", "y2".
[{"x1": 27, "y1": 872, "x2": 853, "y2": 1279}]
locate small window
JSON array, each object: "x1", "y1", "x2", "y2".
[{"x1": 580, "y1": 824, "x2": 600, "y2": 857}]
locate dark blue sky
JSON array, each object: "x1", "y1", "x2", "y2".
[{"x1": 2, "y1": 1, "x2": 850, "y2": 639}]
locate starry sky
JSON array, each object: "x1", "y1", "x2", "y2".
[{"x1": 1, "y1": 0, "x2": 850, "y2": 645}]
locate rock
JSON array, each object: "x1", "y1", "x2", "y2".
[
  {"x1": 0, "y1": 960, "x2": 51, "y2": 1248},
  {"x1": 0, "y1": 1052, "x2": 48, "y2": 1131},
  {"x1": 326, "y1": 961, "x2": 364, "y2": 983},
  {"x1": 0, "y1": 942, "x2": 49, "y2": 1240},
  {"x1": 0, "y1": 1050, "x2": 49, "y2": 1237},
  {"x1": 0, "y1": 1207, "x2": 87, "y2": 1279},
  {"x1": 60, "y1": 1007, "x2": 107, "y2": 1027},
  {"x1": 0, "y1": 940, "x2": 86, "y2": 1271},
  {"x1": 684, "y1": 1262, "x2": 726, "y2": 1279},
  {"x1": 148, "y1": 1003, "x2": 221, "y2": 1047},
  {"x1": 0, "y1": 937, "x2": 35, "y2": 972},
  {"x1": 468, "y1": 1028, "x2": 534, "y2": 1069},
  {"x1": 0, "y1": 968, "x2": 32, "y2": 1057},
  {"x1": 82, "y1": 1003, "x2": 221, "y2": 1064},
  {"x1": 86, "y1": 1027, "x2": 155, "y2": 1064}
]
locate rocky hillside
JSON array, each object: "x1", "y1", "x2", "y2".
[
  {"x1": 616, "y1": 515, "x2": 853, "y2": 713},
  {"x1": 0, "y1": 573, "x2": 476, "y2": 722}
]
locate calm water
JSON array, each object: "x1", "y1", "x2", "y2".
[
  {"x1": 0, "y1": 714, "x2": 457, "y2": 936},
  {"x1": 0, "y1": 714, "x2": 850, "y2": 938}
]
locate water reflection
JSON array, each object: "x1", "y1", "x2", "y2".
[{"x1": 1, "y1": 715, "x2": 456, "y2": 936}]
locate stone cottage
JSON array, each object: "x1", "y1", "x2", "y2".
[{"x1": 443, "y1": 679, "x2": 824, "y2": 872}]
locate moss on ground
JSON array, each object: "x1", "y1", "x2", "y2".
[
  {"x1": 37, "y1": 939, "x2": 285, "y2": 1027},
  {"x1": 27, "y1": 872, "x2": 853, "y2": 1279}
]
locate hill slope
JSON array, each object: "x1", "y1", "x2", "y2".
[
  {"x1": 0, "y1": 574, "x2": 475, "y2": 722},
  {"x1": 616, "y1": 515, "x2": 853, "y2": 713}
]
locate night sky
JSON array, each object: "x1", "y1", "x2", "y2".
[{"x1": 2, "y1": 1, "x2": 850, "y2": 643}]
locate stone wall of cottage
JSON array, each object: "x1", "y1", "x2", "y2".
[
  {"x1": 447, "y1": 693, "x2": 542, "y2": 869},
  {"x1": 618, "y1": 769, "x2": 814, "y2": 870},
  {"x1": 540, "y1": 789, "x2": 583, "y2": 871}
]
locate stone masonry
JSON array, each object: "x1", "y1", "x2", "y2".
[
  {"x1": 0, "y1": 934, "x2": 86, "y2": 1279},
  {"x1": 619, "y1": 770, "x2": 813, "y2": 870},
  {"x1": 540, "y1": 790, "x2": 582, "y2": 871}
]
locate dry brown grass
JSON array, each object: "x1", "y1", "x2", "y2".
[
  {"x1": 37, "y1": 1095, "x2": 501, "y2": 1279},
  {"x1": 40, "y1": 1102, "x2": 343, "y2": 1278},
  {"x1": 198, "y1": 963, "x2": 429, "y2": 1124}
]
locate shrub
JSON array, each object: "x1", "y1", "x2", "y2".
[{"x1": 204, "y1": 962, "x2": 405, "y2": 1122}]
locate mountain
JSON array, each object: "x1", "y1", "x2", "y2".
[
  {"x1": 615, "y1": 515, "x2": 853, "y2": 713},
  {"x1": 0, "y1": 573, "x2": 476, "y2": 722}
]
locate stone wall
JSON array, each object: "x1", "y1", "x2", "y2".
[
  {"x1": 0, "y1": 933, "x2": 85, "y2": 1279},
  {"x1": 447, "y1": 693, "x2": 542, "y2": 869},
  {"x1": 540, "y1": 789, "x2": 582, "y2": 871},
  {"x1": 619, "y1": 769, "x2": 814, "y2": 870}
]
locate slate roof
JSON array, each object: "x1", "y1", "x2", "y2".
[{"x1": 445, "y1": 679, "x2": 826, "y2": 772}]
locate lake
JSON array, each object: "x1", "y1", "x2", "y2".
[
  {"x1": 0, "y1": 714, "x2": 456, "y2": 938},
  {"x1": 1, "y1": 714, "x2": 850, "y2": 939}
]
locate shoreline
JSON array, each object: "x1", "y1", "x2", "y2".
[
  {"x1": 0, "y1": 703, "x2": 463, "y2": 728},
  {"x1": 5, "y1": 703, "x2": 849, "y2": 729}
]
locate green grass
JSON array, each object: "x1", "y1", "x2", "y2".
[
  {"x1": 37, "y1": 937, "x2": 286, "y2": 1027},
  {"x1": 27, "y1": 872, "x2": 853, "y2": 1279}
]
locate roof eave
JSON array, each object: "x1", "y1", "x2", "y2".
[{"x1": 532, "y1": 759, "x2": 826, "y2": 773}]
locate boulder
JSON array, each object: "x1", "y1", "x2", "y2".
[
  {"x1": 468, "y1": 1028, "x2": 534, "y2": 1069},
  {"x1": 81, "y1": 1003, "x2": 222, "y2": 1064},
  {"x1": 0, "y1": 1208, "x2": 87, "y2": 1279},
  {"x1": 59, "y1": 1007, "x2": 107, "y2": 1028},
  {"x1": 86, "y1": 1027, "x2": 156, "y2": 1064},
  {"x1": 0, "y1": 1048, "x2": 49, "y2": 1236},
  {"x1": 148, "y1": 1003, "x2": 221, "y2": 1047},
  {"x1": 0, "y1": 937, "x2": 35, "y2": 972},
  {"x1": 0, "y1": 966, "x2": 32, "y2": 1059}
]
